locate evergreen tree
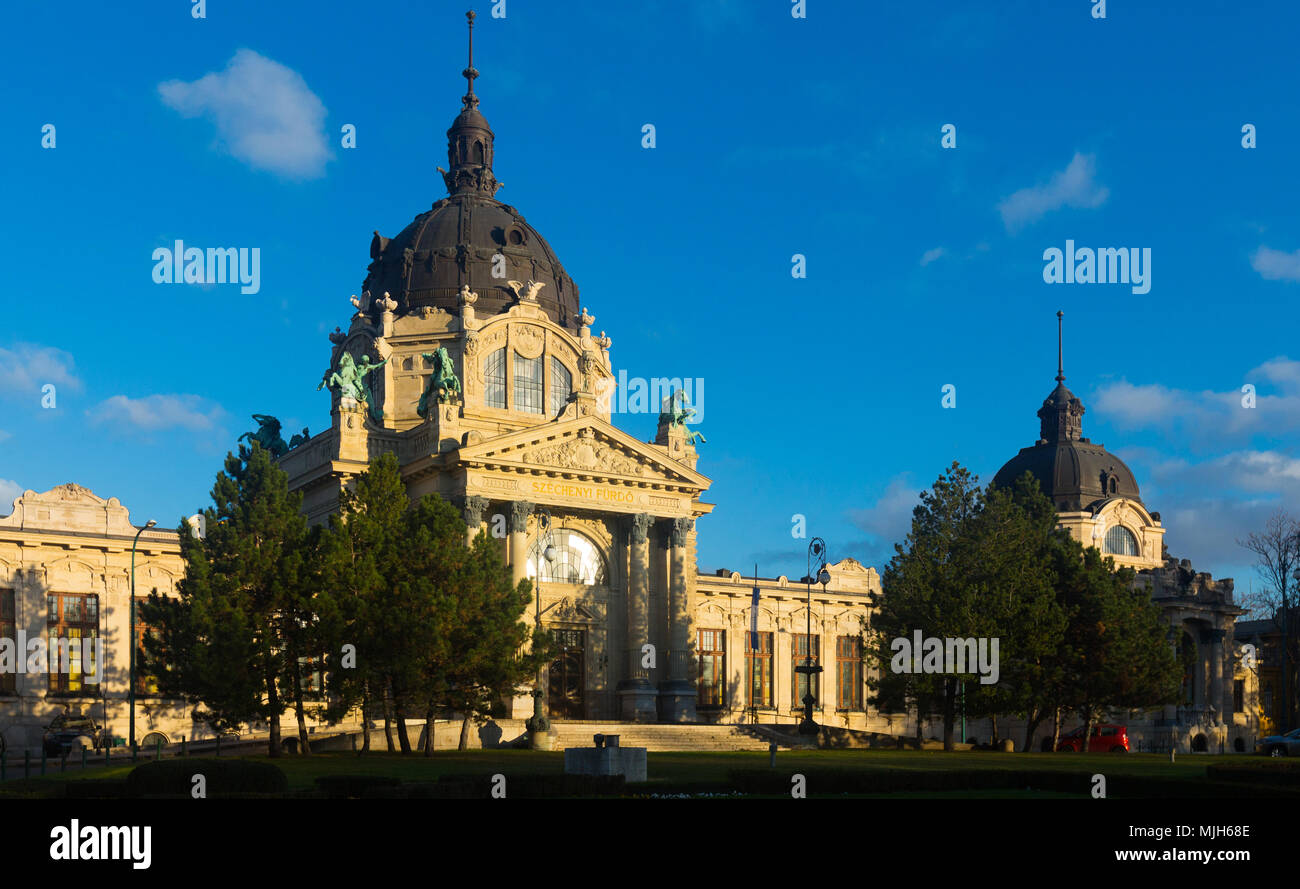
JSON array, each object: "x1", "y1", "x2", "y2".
[{"x1": 141, "y1": 443, "x2": 313, "y2": 756}]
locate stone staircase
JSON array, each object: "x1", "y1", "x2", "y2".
[{"x1": 550, "y1": 721, "x2": 781, "y2": 752}]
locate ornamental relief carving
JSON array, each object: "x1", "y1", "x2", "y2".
[
  {"x1": 520, "y1": 435, "x2": 646, "y2": 477},
  {"x1": 512, "y1": 323, "x2": 545, "y2": 360}
]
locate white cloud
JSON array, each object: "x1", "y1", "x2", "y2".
[
  {"x1": 1092, "y1": 361, "x2": 1300, "y2": 449},
  {"x1": 159, "y1": 49, "x2": 331, "y2": 180},
  {"x1": 1134, "y1": 450, "x2": 1300, "y2": 578},
  {"x1": 919, "y1": 246, "x2": 947, "y2": 267},
  {"x1": 0, "y1": 479, "x2": 21, "y2": 516},
  {"x1": 0, "y1": 343, "x2": 82, "y2": 401},
  {"x1": 997, "y1": 152, "x2": 1109, "y2": 232},
  {"x1": 1250, "y1": 246, "x2": 1300, "y2": 281},
  {"x1": 87, "y1": 394, "x2": 226, "y2": 435},
  {"x1": 848, "y1": 475, "x2": 919, "y2": 543}
]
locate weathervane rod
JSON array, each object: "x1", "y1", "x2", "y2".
[
  {"x1": 1056, "y1": 309, "x2": 1065, "y2": 382},
  {"x1": 463, "y1": 10, "x2": 478, "y2": 104}
]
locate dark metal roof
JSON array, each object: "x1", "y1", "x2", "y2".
[
  {"x1": 359, "y1": 10, "x2": 580, "y2": 330},
  {"x1": 992, "y1": 379, "x2": 1142, "y2": 510}
]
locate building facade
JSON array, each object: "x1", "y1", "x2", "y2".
[
  {"x1": 276, "y1": 30, "x2": 884, "y2": 726},
  {"x1": 0, "y1": 484, "x2": 194, "y2": 751},
  {"x1": 991, "y1": 331, "x2": 1252, "y2": 753}
]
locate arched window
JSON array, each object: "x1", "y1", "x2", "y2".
[
  {"x1": 526, "y1": 529, "x2": 607, "y2": 585},
  {"x1": 550, "y1": 356, "x2": 572, "y2": 416},
  {"x1": 473, "y1": 140, "x2": 484, "y2": 164},
  {"x1": 1108, "y1": 477, "x2": 1118, "y2": 494},
  {"x1": 1103, "y1": 524, "x2": 1139, "y2": 556},
  {"x1": 484, "y1": 348, "x2": 506, "y2": 409},
  {"x1": 514, "y1": 352, "x2": 543, "y2": 413}
]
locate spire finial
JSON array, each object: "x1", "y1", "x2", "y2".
[
  {"x1": 462, "y1": 10, "x2": 479, "y2": 108},
  {"x1": 1055, "y1": 309, "x2": 1065, "y2": 383}
]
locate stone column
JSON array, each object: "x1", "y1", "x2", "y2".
[
  {"x1": 508, "y1": 501, "x2": 534, "y2": 589},
  {"x1": 618, "y1": 513, "x2": 658, "y2": 721},
  {"x1": 658, "y1": 516, "x2": 697, "y2": 722},
  {"x1": 1208, "y1": 628, "x2": 1228, "y2": 725},
  {"x1": 461, "y1": 495, "x2": 488, "y2": 547}
]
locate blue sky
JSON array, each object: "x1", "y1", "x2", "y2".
[{"x1": 2, "y1": 0, "x2": 1299, "y2": 599}]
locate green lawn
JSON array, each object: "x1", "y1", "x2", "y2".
[{"x1": 0, "y1": 747, "x2": 1260, "y2": 798}]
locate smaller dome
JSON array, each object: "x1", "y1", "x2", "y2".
[
  {"x1": 993, "y1": 439, "x2": 1142, "y2": 512},
  {"x1": 993, "y1": 311, "x2": 1143, "y2": 511}
]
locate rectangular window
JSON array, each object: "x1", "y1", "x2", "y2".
[
  {"x1": 134, "y1": 598, "x2": 161, "y2": 696},
  {"x1": 549, "y1": 356, "x2": 572, "y2": 417},
  {"x1": 837, "y1": 635, "x2": 863, "y2": 710},
  {"x1": 697, "y1": 628, "x2": 725, "y2": 708},
  {"x1": 0, "y1": 589, "x2": 14, "y2": 695},
  {"x1": 792, "y1": 634, "x2": 820, "y2": 710},
  {"x1": 1233, "y1": 678, "x2": 1244, "y2": 714},
  {"x1": 299, "y1": 656, "x2": 325, "y2": 700},
  {"x1": 484, "y1": 348, "x2": 506, "y2": 409},
  {"x1": 513, "y1": 352, "x2": 543, "y2": 414},
  {"x1": 47, "y1": 593, "x2": 99, "y2": 694},
  {"x1": 745, "y1": 631, "x2": 773, "y2": 709}
]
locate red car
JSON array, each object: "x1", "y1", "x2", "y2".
[{"x1": 1055, "y1": 724, "x2": 1129, "y2": 752}]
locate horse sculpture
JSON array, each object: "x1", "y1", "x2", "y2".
[
  {"x1": 417, "y1": 346, "x2": 463, "y2": 418},
  {"x1": 318, "y1": 351, "x2": 388, "y2": 421},
  {"x1": 666, "y1": 390, "x2": 707, "y2": 445},
  {"x1": 238, "y1": 414, "x2": 289, "y2": 457}
]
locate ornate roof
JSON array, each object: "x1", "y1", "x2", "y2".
[
  {"x1": 992, "y1": 313, "x2": 1143, "y2": 511},
  {"x1": 359, "y1": 11, "x2": 580, "y2": 329}
]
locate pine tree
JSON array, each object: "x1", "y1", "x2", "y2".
[{"x1": 141, "y1": 443, "x2": 313, "y2": 756}]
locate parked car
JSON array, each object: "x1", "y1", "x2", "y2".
[
  {"x1": 1055, "y1": 723, "x2": 1129, "y2": 753},
  {"x1": 42, "y1": 714, "x2": 108, "y2": 758},
  {"x1": 1256, "y1": 727, "x2": 1300, "y2": 757}
]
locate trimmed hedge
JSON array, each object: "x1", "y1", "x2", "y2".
[
  {"x1": 1207, "y1": 760, "x2": 1300, "y2": 787},
  {"x1": 126, "y1": 758, "x2": 288, "y2": 798},
  {"x1": 411, "y1": 773, "x2": 627, "y2": 799},
  {"x1": 64, "y1": 779, "x2": 130, "y2": 799},
  {"x1": 726, "y1": 768, "x2": 1300, "y2": 798},
  {"x1": 315, "y1": 774, "x2": 403, "y2": 799}
]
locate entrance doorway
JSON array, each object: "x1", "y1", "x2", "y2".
[{"x1": 548, "y1": 629, "x2": 585, "y2": 719}]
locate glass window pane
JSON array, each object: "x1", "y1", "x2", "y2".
[
  {"x1": 549, "y1": 357, "x2": 572, "y2": 416},
  {"x1": 513, "y1": 352, "x2": 543, "y2": 414},
  {"x1": 484, "y1": 348, "x2": 506, "y2": 409}
]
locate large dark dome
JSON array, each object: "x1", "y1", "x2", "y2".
[
  {"x1": 360, "y1": 34, "x2": 580, "y2": 330},
  {"x1": 992, "y1": 381, "x2": 1142, "y2": 512},
  {"x1": 362, "y1": 195, "x2": 580, "y2": 329}
]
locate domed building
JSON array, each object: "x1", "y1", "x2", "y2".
[
  {"x1": 277, "y1": 13, "x2": 881, "y2": 733},
  {"x1": 992, "y1": 312, "x2": 1164, "y2": 571},
  {"x1": 992, "y1": 313, "x2": 1256, "y2": 754}
]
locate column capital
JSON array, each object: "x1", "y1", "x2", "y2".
[
  {"x1": 629, "y1": 512, "x2": 655, "y2": 544},
  {"x1": 670, "y1": 516, "x2": 694, "y2": 548},
  {"x1": 460, "y1": 494, "x2": 489, "y2": 526},
  {"x1": 509, "y1": 500, "x2": 534, "y2": 532}
]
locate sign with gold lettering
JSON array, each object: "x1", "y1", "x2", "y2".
[{"x1": 529, "y1": 479, "x2": 637, "y2": 505}]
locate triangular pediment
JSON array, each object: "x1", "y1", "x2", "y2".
[{"x1": 457, "y1": 416, "x2": 710, "y2": 490}]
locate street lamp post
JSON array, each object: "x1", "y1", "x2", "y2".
[
  {"x1": 797, "y1": 538, "x2": 830, "y2": 736},
  {"x1": 128, "y1": 519, "x2": 157, "y2": 751},
  {"x1": 527, "y1": 509, "x2": 555, "y2": 745}
]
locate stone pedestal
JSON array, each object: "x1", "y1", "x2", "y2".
[
  {"x1": 657, "y1": 678, "x2": 696, "y2": 723},
  {"x1": 618, "y1": 680, "x2": 659, "y2": 723},
  {"x1": 564, "y1": 745, "x2": 647, "y2": 782}
]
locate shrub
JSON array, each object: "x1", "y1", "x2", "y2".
[
  {"x1": 126, "y1": 758, "x2": 287, "y2": 798},
  {"x1": 315, "y1": 775, "x2": 403, "y2": 799},
  {"x1": 64, "y1": 779, "x2": 130, "y2": 799},
  {"x1": 1207, "y1": 761, "x2": 1300, "y2": 788}
]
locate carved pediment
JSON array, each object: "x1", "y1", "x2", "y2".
[
  {"x1": 458, "y1": 417, "x2": 709, "y2": 490},
  {"x1": 550, "y1": 596, "x2": 599, "y2": 623},
  {"x1": 522, "y1": 430, "x2": 644, "y2": 477}
]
